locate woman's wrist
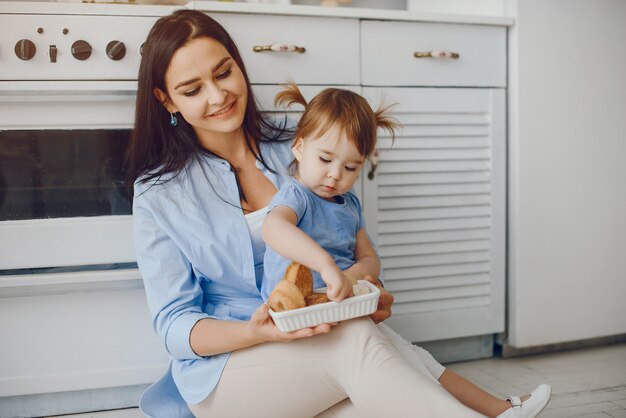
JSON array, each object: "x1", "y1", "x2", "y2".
[
  {"x1": 247, "y1": 303, "x2": 282, "y2": 345},
  {"x1": 244, "y1": 326, "x2": 267, "y2": 348},
  {"x1": 246, "y1": 316, "x2": 269, "y2": 344}
]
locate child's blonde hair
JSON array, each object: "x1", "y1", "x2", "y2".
[{"x1": 275, "y1": 82, "x2": 398, "y2": 159}]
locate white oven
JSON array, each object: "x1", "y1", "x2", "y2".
[
  {"x1": 0, "y1": 11, "x2": 160, "y2": 271},
  {"x1": 0, "y1": 5, "x2": 173, "y2": 416}
]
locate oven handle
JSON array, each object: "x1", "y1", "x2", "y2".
[
  {"x1": 0, "y1": 80, "x2": 137, "y2": 129},
  {"x1": 0, "y1": 80, "x2": 137, "y2": 102}
]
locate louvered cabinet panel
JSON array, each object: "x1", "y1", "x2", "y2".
[{"x1": 362, "y1": 87, "x2": 505, "y2": 343}]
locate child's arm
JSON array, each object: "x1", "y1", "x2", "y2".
[
  {"x1": 344, "y1": 228, "x2": 381, "y2": 282},
  {"x1": 262, "y1": 206, "x2": 353, "y2": 301}
]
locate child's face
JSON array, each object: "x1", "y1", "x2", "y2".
[{"x1": 292, "y1": 124, "x2": 365, "y2": 200}]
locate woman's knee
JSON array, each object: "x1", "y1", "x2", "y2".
[
  {"x1": 279, "y1": 317, "x2": 391, "y2": 365},
  {"x1": 333, "y1": 317, "x2": 379, "y2": 340},
  {"x1": 329, "y1": 317, "x2": 394, "y2": 355}
]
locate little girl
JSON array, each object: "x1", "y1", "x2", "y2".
[
  {"x1": 260, "y1": 84, "x2": 392, "y2": 302},
  {"x1": 261, "y1": 82, "x2": 551, "y2": 418}
]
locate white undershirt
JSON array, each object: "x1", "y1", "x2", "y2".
[{"x1": 244, "y1": 206, "x2": 269, "y2": 289}]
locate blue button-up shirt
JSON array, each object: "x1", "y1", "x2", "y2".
[{"x1": 133, "y1": 140, "x2": 293, "y2": 418}]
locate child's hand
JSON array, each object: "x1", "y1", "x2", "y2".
[{"x1": 321, "y1": 265, "x2": 354, "y2": 302}]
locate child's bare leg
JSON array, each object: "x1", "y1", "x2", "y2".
[
  {"x1": 377, "y1": 323, "x2": 538, "y2": 417},
  {"x1": 439, "y1": 369, "x2": 530, "y2": 417}
]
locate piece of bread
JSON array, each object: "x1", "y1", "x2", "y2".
[
  {"x1": 268, "y1": 280, "x2": 306, "y2": 312},
  {"x1": 282, "y1": 262, "x2": 313, "y2": 296},
  {"x1": 305, "y1": 293, "x2": 330, "y2": 306}
]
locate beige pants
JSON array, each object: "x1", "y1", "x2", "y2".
[
  {"x1": 376, "y1": 323, "x2": 446, "y2": 383},
  {"x1": 189, "y1": 318, "x2": 484, "y2": 418}
]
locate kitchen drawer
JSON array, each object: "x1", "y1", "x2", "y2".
[
  {"x1": 213, "y1": 13, "x2": 360, "y2": 85},
  {"x1": 361, "y1": 20, "x2": 506, "y2": 87},
  {"x1": 252, "y1": 84, "x2": 360, "y2": 112}
]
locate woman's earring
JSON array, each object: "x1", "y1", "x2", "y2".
[{"x1": 170, "y1": 112, "x2": 178, "y2": 127}]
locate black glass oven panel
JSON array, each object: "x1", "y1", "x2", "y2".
[{"x1": 0, "y1": 130, "x2": 131, "y2": 221}]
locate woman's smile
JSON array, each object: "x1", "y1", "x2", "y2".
[{"x1": 207, "y1": 99, "x2": 237, "y2": 118}]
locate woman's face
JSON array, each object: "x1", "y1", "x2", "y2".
[{"x1": 157, "y1": 36, "x2": 248, "y2": 140}]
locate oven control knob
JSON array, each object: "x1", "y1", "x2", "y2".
[
  {"x1": 106, "y1": 40, "x2": 126, "y2": 61},
  {"x1": 15, "y1": 39, "x2": 36, "y2": 60},
  {"x1": 71, "y1": 40, "x2": 92, "y2": 60}
]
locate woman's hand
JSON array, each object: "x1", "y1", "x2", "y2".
[
  {"x1": 321, "y1": 265, "x2": 354, "y2": 302},
  {"x1": 361, "y1": 275, "x2": 394, "y2": 324},
  {"x1": 248, "y1": 303, "x2": 333, "y2": 343}
]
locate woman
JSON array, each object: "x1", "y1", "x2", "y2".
[{"x1": 127, "y1": 9, "x2": 549, "y2": 418}]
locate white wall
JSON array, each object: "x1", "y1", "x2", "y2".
[
  {"x1": 406, "y1": 0, "x2": 503, "y2": 16},
  {"x1": 293, "y1": 0, "x2": 406, "y2": 9},
  {"x1": 507, "y1": 0, "x2": 626, "y2": 348}
]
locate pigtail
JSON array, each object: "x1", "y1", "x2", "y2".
[
  {"x1": 366, "y1": 103, "x2": 400, "y2": 180},
  {"x1": 374, "y1": 103, "x2": 399, "y2": 144},
  {"x1": 274, "y1": 81, "x2": 308, "y2": 109}
]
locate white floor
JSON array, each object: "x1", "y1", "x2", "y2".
[
  {"x1": 447, "y1": 343, "x2": 626, "y2": 418},
  {"x1": 48, "y1": 343, "x2": 626, "y2": 418}
]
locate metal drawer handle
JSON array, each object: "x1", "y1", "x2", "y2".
[
  {"x1": 253, "y1": 44, "x2": 306, "y2": 53},
  {"x1": 414, "y1": 50, "x2": 460, "y2": 59}
]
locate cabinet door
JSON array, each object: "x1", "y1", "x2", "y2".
[{"x1": 362, "y1": 87, "x2": 505, "y2": 343}]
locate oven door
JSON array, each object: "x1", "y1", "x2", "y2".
[
  {"x1": 0, "y1": 80, "x2": 137, "y2": 270},
  {"x1": 0, "y1": 81, "x2": 169, "y2": 402}
]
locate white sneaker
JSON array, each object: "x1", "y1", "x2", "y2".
[{"x1": 496, "y1": 384, "x2": 552, "y2": 418}]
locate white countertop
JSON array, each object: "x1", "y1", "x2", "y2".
[
  {"x1": 0, "y1": 1, "x2": 181, "y2": 16},
  {"x1": 190, "y1": 1, "x2": 514, "y2": 25},
  {"x1": 0, "y1": 1, "x2": 514, "y2": 26}
]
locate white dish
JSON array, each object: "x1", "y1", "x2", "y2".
[{"x1": 268, "y1": 280, "x2": 380, "y2": 332}]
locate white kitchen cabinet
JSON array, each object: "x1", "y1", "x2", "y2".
[
  {"x1": 360, "y1": 20, "x2": 507, "y2": 344},
  {"x1": 246, "y1": 16, "x2": 509, "y2": 345},
  {"x1": 213, "y1": 13, "x2": 360, "y2": 86},
  {"x1": 506, "y1": 0, "x2": 626, "y2": 350},
  {"x1": 217, "y1": 13, "x2": 508, "y2": 346},
  {"x1": 361, "y1": 20, "x2": 506, "y2": 87}
]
